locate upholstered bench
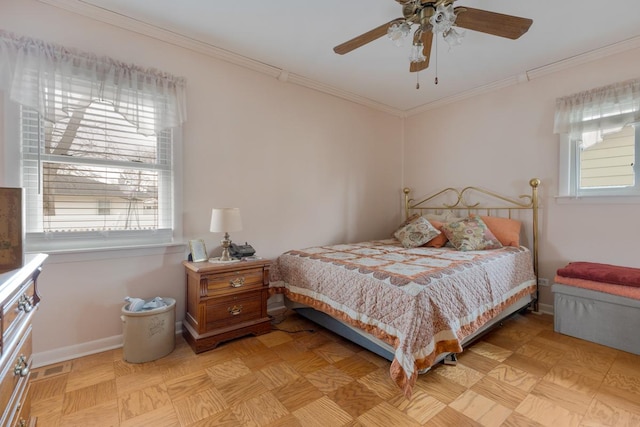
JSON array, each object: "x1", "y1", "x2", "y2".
[{"x1": 552, "y1": 262, "x2": 640, "y2": 355}]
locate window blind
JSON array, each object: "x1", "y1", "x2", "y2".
[{"x1": 21, "y1": 100, "x2": 174, "y2": 250}]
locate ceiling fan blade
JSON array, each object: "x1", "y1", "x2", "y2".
[
  {"x1": 409, "y1": 31, "x2": 433, "y2": 73},
  {"x1": 333, "y1": 18, "x2": 404, "y2": 55},
  {"x1": 453, "y1": 7, "x2": 532, "y2": 40}
]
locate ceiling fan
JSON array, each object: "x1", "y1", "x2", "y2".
[{"x1": 333, "y1": 0, "x2": 533, "y2": 73}]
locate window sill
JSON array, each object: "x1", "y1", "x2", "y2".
[
  {"x1": 28, "y1": 241, "x2": 187, "y2": 264},
  {"x1": 555, "y1": 195, "x2": 640, "y2": 205}
]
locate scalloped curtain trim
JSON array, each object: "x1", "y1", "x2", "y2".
[{"x1": 0, "y1": 29, "x2": 187, "y2": 136}]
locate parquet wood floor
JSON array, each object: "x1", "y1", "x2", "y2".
[{"x1": 29, "y1": 310, "x2": 640, "y2": 426}]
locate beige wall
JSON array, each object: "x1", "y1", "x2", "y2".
[
  {"x1": 403, "y1": 47, "x2": 640, "y2": 310},
  {"x1": 0, "y1": 0, "x2": 403, "y2": 364}
]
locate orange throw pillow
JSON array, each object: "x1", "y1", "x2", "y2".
[
  {"x1": 476, "y1": 215, "x2": 522, "y2": 247},
  {"x1": 425, "y1": 220, "x2": 448, "y2": 248}
]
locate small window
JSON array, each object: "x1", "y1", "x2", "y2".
[
  {"x1": 554, "y1": 78, "x2": 640, "y2": 200},
  {"x1": 97, "y1": 199, "x2": 112, "y2": 216},
  {"x1": 559, "y1": 124, "x2": 639, "y2": 198},
  {"x1": 578, "y1": 125, "x2": 637, "y2": 193}
]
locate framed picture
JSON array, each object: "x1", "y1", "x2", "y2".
[
  {"x1": 0, "y1": 187, "x2": 23, "y2": 273},
  {"x1": 188, "y1": 239, "x2": 208, "y2": 262}
]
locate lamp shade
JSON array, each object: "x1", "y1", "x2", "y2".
[{"x1": 210, "y1": 208, "x2": 242, "y2": 233}]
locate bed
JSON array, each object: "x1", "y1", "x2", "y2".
[{"x1": 269, "y1": 178, "x2": 541, "y2": 398}]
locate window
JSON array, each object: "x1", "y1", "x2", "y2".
[
  {"x1": 561, "y1": 124, "x2": 639, "y2": 197},
  {"x1": 555, "y1": 78, "x2": 640, "y2": 198},
  {"x1": 21, "y1": 101, "x2": 176, "y2": 251},
  {"x1": 0, "y1": 30, "x2": 186, "y2": 251},
  {"x1": 97, "y1": 200, "x2": 112, "y2": 216}
]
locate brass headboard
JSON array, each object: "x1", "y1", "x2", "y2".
[{"x1": 403, "y1": 178, "x2": 541, "y2": 310}]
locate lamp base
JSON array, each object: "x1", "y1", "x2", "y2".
[{"x1": 220, "y1": 233, "x2": 234, "y2": 261}]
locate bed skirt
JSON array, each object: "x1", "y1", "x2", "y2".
[{"x1": 286, "y1": 292, "x2": 534, "y2": 368}]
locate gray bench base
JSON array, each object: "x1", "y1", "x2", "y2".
[{"x1": 553, "y1": 283, "x2": 640, "y2": 355}]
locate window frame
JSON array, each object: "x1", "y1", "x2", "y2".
[
  {"x1": 558, "y1": 123, "x2": 640, "y2": 199},
  {"x1": 2, "y1": 95, "x2": 183, "y2": 253}
]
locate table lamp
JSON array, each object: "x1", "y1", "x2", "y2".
[{"x1": 209, "y1": 208, "x2": 242, "y2": 262}]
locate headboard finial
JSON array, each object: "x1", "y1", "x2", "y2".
[
  {"x1": 403, "y1": 188, "x2": 411, "y2": 195},
  {"x1": 529, "y1": 178, "x2": 541, "y2": 188}
]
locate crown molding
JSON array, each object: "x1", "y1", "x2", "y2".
[
  {"x1": 285, "y1": 73, "x2": 404, "y2": 117},
  {"x1": 37, "y1": 0, "x2": 640, "y2": 118},
  {"x1": 525, "y1": 35, "x2": 640, "y2": 80}
]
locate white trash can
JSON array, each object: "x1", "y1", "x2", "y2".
[{"x1": 121, "y1": 297, "x2": 176, "y2": 363}]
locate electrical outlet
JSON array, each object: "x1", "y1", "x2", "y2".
[{"x1": 538, "y1": 278, "x2": 549, "y2": 287}]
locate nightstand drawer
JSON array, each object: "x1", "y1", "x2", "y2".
[
  {"x1": 205, "y1": 290, "x2": 263, "y2": 329},
  {"x1": 204, "y1": 268, "x2": 265, "y2": 295}
]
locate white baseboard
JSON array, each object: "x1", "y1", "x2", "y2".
[
  {"x1": 32, "y1": 321, "x2": 184, "y2": 368},
  {"x1": 537, "y1": 302, "x2": 554, "y2": 315},
  {"x1": 267, "y1": 294, "x2": 286, "y2": 313}
]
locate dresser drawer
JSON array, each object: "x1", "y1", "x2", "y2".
[
  {"x1": 205, "y1": 290, "x2": 264, "y2": 330},
  {"x1": 2, "y1": 281, "x2": 35, "y2": 351},
  {"x1": 203, "y1": 268, "x2": 265, "y2": 296},
  {"x1": 14, "y1": 391, "x2": 34, "y2": 427},
  {"x1": 9, "y1": 367, "x2": 32, "y2": 427},
  {"x1": 0, "y1": 326, "x2": 32, "y2": 426}
]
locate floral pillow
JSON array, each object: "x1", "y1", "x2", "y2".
[
  {"x1": 441, "y1": 216, "x2": 503, "y2": 251},
  {"x1": 392, "y1": 213, "x2": 420, "y2": 237},
  {"x1": 394, "y1": 215, "x2": 441, "y2": 248}
]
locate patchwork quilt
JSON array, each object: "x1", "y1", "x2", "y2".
[{"x1": 270, "y1": 239, "x2": 536, "y2": 398}]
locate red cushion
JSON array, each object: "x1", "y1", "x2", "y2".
[{"x1": 557, "y1": 262, "x2": 640, "y2": 288}]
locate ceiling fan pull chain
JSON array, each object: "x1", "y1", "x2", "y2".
[
  {"x1": 416, "y1": 72, "x2": 420, "y2": 90},
  {"x1": 434, "y1": 34, "x2": 439, "y2": 85}
]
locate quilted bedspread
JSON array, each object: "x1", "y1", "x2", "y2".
[{"x1": 270, "y1": 239, "x2": 536, "y2": 398}]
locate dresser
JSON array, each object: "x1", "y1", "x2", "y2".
[
  {"x1": 182, "y1": 259, "x2": 271, "y2": 353},
  {"x1": 1, "y1": 253, "x2": 47, "y2": 427}
]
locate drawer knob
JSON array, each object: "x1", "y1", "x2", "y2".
[
  {"x1": 228, "y1": 305, "x2": 243, "y2": 315},
  {"x1": 18, "y1": 294, "x2": 33, "y2": 312},
  {"x1": 14, "y1": 355, "x2": 29, "y2": 377},
  {"x1": 18, "y1": 420, "x2": 26, "y2": 427},
  {"x1": 229, "y1": 277, "x2": 245, "y2": 288}
]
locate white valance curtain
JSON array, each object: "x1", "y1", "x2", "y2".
[
  {"x1": 0, "y1": 29, "x2": 187, "y2": 136},
  {"x1": 553, "y1": 78, "x2": 640, "y2": 149}
]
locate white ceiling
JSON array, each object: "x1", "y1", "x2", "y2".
[{"x1": 75, "y1": 0, "x2": 640, "y2": 113}]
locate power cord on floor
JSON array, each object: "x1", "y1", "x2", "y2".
[
  {"x1": 268, "y1": 309, "x2": 316, "y2": 334},
  {"x1": 272, "y1": 325, "x2": 316, "y2": 334}
]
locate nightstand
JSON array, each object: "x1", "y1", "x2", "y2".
[{"x1": 182, "y1": 258, "x2": 271, "y2": 353}]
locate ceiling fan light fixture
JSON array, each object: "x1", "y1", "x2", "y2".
[
  {"x1": 443, "y1": 27, "x2": 465, "y2": 49},
  {"x1": 429, "y1": 4, "x2": 457, "y2": 34},
  {"x1": 409, "y1": 42, "x2": 426, "y2": 63},
  {"x1": 387, "y1": 21, "x2": 411, "y2": 46}
]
